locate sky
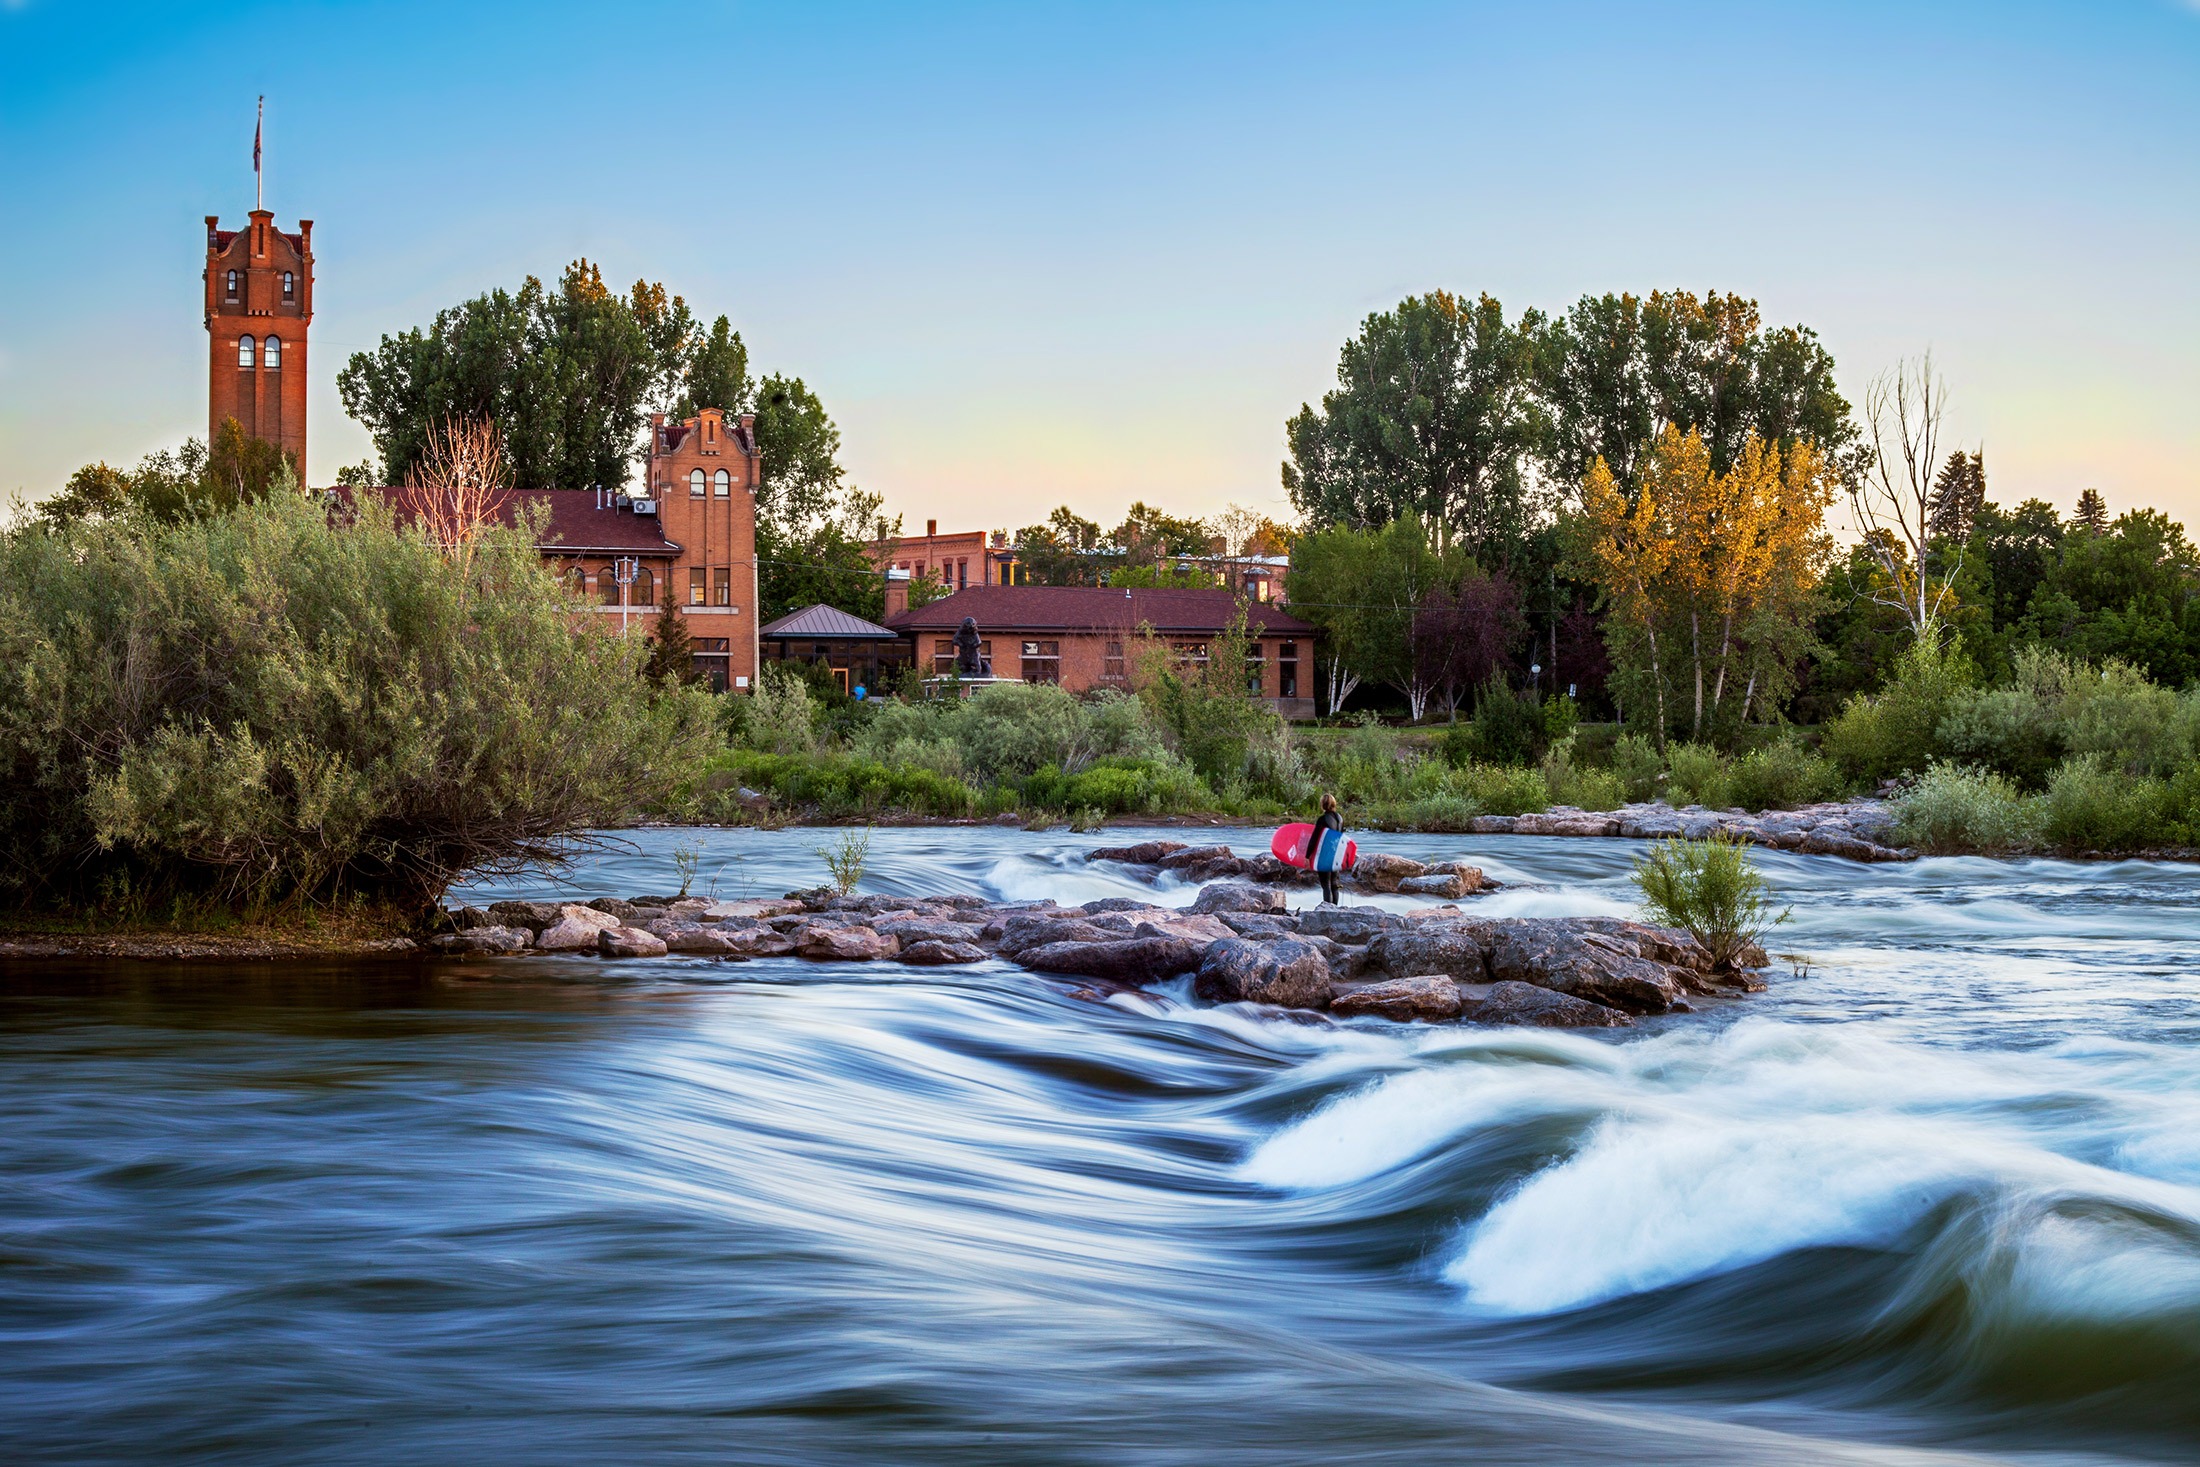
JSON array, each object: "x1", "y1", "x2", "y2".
[{"x1": 2, "y1": 0, "x2": 2196, "y2": 536}]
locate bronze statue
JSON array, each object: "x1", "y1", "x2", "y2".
[{"x1": 951, "y1": 616, "x2": 988, "y2": 677}]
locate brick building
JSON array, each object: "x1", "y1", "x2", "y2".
[
  {"x1": 883, "y1": 585, "x2": 1317, "y2": 718},
  {"x1": 867, "y1": 520, "x2": 1018, "y2": 590},
  {"x1": 204, "y1": 210, "x2": 313, "y2": 467}
]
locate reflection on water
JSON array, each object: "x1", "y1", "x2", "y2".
[{"x1": 4, "y1": 826, "x2": 2199, "y2": 1465}]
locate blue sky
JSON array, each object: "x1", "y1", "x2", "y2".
[{"x1": 2, "y1": 0, "x2": 2196, "y2": 533}]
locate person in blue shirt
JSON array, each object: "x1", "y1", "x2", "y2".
[{"x1": 1307, "y1": 792, "x2": 1346, "y2": 905}]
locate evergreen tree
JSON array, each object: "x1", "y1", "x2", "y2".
[
  {"x1": 2073, "y1": 488, "x2": 2110, "y2": 535},
  {"x1": 1926, "y1": 450, "x2": 1986, "y2": 539},
  {"x1": 643, "y1": 585, "x2": 698, "y2": 686}
]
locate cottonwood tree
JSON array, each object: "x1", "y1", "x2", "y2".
[
  {"x1": 1849, "y1": 354, "x2": 1963, "y2": 640},
  {"x1": 396, "y1": 418, "x2": 504, "y2": 574}
]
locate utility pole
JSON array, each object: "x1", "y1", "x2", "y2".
[{"x1": 616, "y1": 556, "x2": 637, "y2": 633}]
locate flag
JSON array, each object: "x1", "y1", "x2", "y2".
[{"x1": 253, "y1": 97, "x2": 262, "y2": 174}]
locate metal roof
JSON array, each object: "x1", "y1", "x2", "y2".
[
  {"x1": 884, "y1": 585, "x2": 1316, "y2": 636},
  {"x1": 759, "y1": 604, "x2": 905, "y2": 640}
]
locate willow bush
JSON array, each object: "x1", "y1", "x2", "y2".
[{"x1": 0, "y1": 492, "x2": 717, "y2": 914}]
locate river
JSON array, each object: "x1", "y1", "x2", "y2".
[{"x1": 4, "y1": 826, "x2": 2198, "y2": 1465}]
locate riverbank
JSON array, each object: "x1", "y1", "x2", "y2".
[{"x1": 0, "y1": 909, "x2": 420, "y2": 963}]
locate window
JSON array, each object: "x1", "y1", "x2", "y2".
[
  {"x1": 690, "y1": 567, "x2": 707, "y2": 606},
  {"x1": 692, "y1": 636, "x2": 731, "y2": 692},
  {"x1": 713, "y1": 567, "x2": 731, "y2": 607},
  {"x1": 263, "y1": 335, "x2": 280, "y2": 369},
  {"x1": 633, "y1": 566, "x2": 654, "y2": 606},
  {"x1": 957, "y1": 558, "x2": 968, "y2": 588},
  {"x1": 933, "y1": 637, "x2": 990, "y2": 675},
  {"x1": 237, "y1": 335, "x2": 255, "y2": 368},
  {"x1": 690, "y1": 469, "x2": 706, "y2": 498},
  {"x1": 1171, "y1": 640, "x2": 1210, "y2": 669},
  {"x1": 714, "y1": 469, "x2": 730, "y2": 497},
  {"x1": 1244, "y1": 640, "x2": 1266, "y2": 695},
  {"x1": 1279, "y1": 640, "x2": 1299, "y2": 699},
  {"x1": 282, "y1": 271, "x2": 294, "y2": 300},
  {"x1": 566, "y1": 565, "x2": 587, "y2": 596},
  {"x1": 225, "y1": 269, "x2": 238, "y2": 300},
  {"x1": 1020, "y1": 640, "x2": 1060, "y2": 685},
  {"x1": 1102, "y1": 640, "x2": 1125, "y2": 682},
  {"x1": 704, "y1": 418, "x2": 716, "y2": 443},
  {"x1": 598, "y1": 567, "x2": 620, "y2": 605}
]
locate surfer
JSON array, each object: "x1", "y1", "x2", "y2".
[{"x1": 1307, "y1": 793, "x2": 1346, "y2": 905}]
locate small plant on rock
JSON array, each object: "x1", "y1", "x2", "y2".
[
  {"x1": 672, "y1": 838, "x2": 702, "y2": 898},
  {"x1": 815, "y1": 826, "x2": 873, "y2": 895},
  {"x1": 1632, "y1": 831, "x2": 1788, "y2": 970}
]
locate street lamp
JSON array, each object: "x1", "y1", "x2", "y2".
[{"x1": 615, "y1": 556, "x2": 638, "y2": 633}]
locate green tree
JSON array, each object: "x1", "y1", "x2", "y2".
[
  {"x1": 1285, "y1": 291, "x2": 1544, "y2": 556},
  {"x1": 643, "y1": 584, "x2": 698, "y2": 686},
  {"x1": 1107, "y1": 563, "x2": 1218, "y2": 589},
  {"x1": 1110, "y1": 501, "x2": 1213, "y2": 569},
  {"x1": 680, "y1": 316, "x2": 751, "y2": 419},
  {"x1": 1012, "y1": 507, "x2": 1109, "y2": 586},
  {"x1": 39, "y1": 422, "x2": 298, "y2": 530}
]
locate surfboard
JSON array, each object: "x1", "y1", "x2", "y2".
[{"x1": 1271, "y1": 823, "x2": 1357, "y2": 873}]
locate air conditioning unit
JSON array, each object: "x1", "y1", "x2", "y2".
[{"x1": 632, "y1": 498, "x2": 658, "y2": 516}]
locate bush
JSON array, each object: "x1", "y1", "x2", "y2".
[
  {"x1": 2041, "y1": 755, "x2": 2174, "y2": 853},
  {"x1": 1889, "y1": 763, "x2": 2043, "y2": 853},
  {"x1": 1609, "y1": 733, "x2": 1664, "y2": 803},
  {"x1": 1632, "y1": 832, "x2": 1787, "y2": 969},
  {"x1": 1727, "y1": 739, "x2": 1840, "y2": 812},
  {"x1": 2060, "y1": 659, "x2": 2186, "y2": 776},
  {"x1": 1823, "y1": 631, "x2": 1975, "y2": 784},
  {"x1": 741, "y1": 665, "x2": 822, "y2": 754},
  {"x1": 1664, "y1": 743, "x2": 1732, "y2": 809},
  {"x1": 1454, "y1": 763, "x2": 1551, "y2": 816},
  {"x1": 2, "y1": 492, "x2": 718, "y2": 913},
  {"x1": 1456, "y1": 681, "x2": 1548, "y2": 767},
  {"x1": 1936, "y1": 684, "x2": 2064, "y2": 790},
  {"x1": 1540, "y1": 739, "x2": 1624, "y2": 811}
]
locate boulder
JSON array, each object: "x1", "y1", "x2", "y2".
[
  {"x1": 1471, "y1": 980, "x2": 1631, "y2": 1028},
  {"x1": 1156, "y1": 844, "x2": 1235, "y2": 870},
  {"x1": 598, "y1": 926, "x2": 669, "y2": 958},
  {"x1": 1131, "y1": 912, "x2": 1235, "y2": 944},
  {"x1": 487, "y1": 899, "x2": 564, "y2": 932},
  {"x1": 1397, "y1": 873, "x2": 1469, "y2": 899},
  {"x1": 1576, "y1": 918, "x2": 1712, "y2": 973},
  {"x1": 1020, "y1": 936, "x2": 1210, "y2": 984},
  {"x1": 1086, "y1": 840, "x2": 1190, "y2": 865},
  {"x1": 1511, "y1": 812, "x2": 1622, "y2": 838},
  {"x1": 1295, "y1": 906, "x2": 1396, "y2": 944},
  {"x1": 1331, "y1": 974, "x2": 1466, "y2": 1022},
  {"x1": 429, "y1": 924, "x2": 532, "y2": 955},
  {"x1": 898, "y1": 939, "x2": 989, "y2": 965},
  {"x1": 703, "y1": 898, "x2": 807, "y2": 922},
  {"x1": 586, "y1": 897, "x2": 642, "y2": 922},
  {"x1": 1485, "y1": 921, "x2": 1686, "y2": 1013},
  {"x1": 535, "y1": 904, "x2": 625, "y2": 952},
  {"x1": 797, "y1": 925, "x2": 898, "y2": 961},
  {"x1": 1364, "y1": 922, "x2": 1492, "y2": 983},
  {"x1": 444, "y1": 905, "x2": 495, "y2": 931},
  {"x1": 1241, "y1": 853, "x2": 1314, "y2": 885},
  {"x1": 1190, "y1": 882, "x2": 1287, "y2": 916},
  {"x1": 645, "y1": 920, "x2": 743, "y2": 955},
  {"x1": 1217, "y1": 911, "x2": 1298, "y2": 939},
  {"x1": 1468, "y1": 816, "x2": 1517, "y2": 834},
  {"x1": 996, "y1": 913, "x2": 1122, "y2": 959},
  {"x1": 873, "y1": 917, "x2": 986, "y2": 946},
  {"x1": 724, "y1": 927, "x2": 797, "y2": 958},
  {"x1": 1351, "y1": 852, "x2": 1428, "y2": 892},
  {"x1": 1193, "y1": 938, "x2": 1333, "y2": 1009}
]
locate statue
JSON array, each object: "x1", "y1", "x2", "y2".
[{"x1": 951, "y1": 616, "x2": 988, "y2": 677}]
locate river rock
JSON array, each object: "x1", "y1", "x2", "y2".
[
  {"x1": 1190, "y1": 881, "x2": 1287, "y2": 916},
  {"x1": 1217, "y1": 911, "x2": 1298, "y2": 939},
  {"x1": 873, "y1": 916, "x2": 985, "y2": 946},
  {"x1": 1352, "y1": 852, "x2": 1428, "y2": 892},
  {"x1": 1020, "y1": 935, "x2": 1209, "y2": 984},
  {"x1": 586, "y1": 897, "x2": 643, "y2": 922},
  {"x1": 1296, "y1": 906, "x2": 1396, "y2": 944},
  {"x1": 1486, "y1": 921, "x2": 1686, "y2": 1013},
  {"x1": 997, "y1": 913, "x2": 1123, "y2": 959},
  {"x1": 430, "y1": 924, "x2": 532, "y2": 955},
  {"x1": 798, "y1": 925, "x2": 898, "y2": 961},
  {"x1": 1468, "y1": 815, "x2": 1517, "y2": 834},
  {"x1": 487, "y1": 899, "x2": 564, "y2": 932},
  {"x1": 724, "y1": 926, "x2": 797, "y2": 958},
  {"x1": 899, "y1": 939, "x2": 989, "y2": 965},
  {"x1": 1511, "y1": 812, "x2": 1622, "y2": 838},
  {"x1": 645, "y1": 920, "x2": 743, "y2": 955},
  {"x1": 704, "y1": 898, "x2": 807, "y2": 922},
  {"x1": 1364, "y1": 921, "x2": 1492, "y2": 983},
  {"x1": 1397, "y1": 873, "x2": 1470, "y2": 899},
  {"x1": 598, "y1": 926, "x2": 668, "y2": 958},
  {"x1": 1192, "y1": 938, "x2": 1332, "y2": 1009},
  {"x1": 443, "y1": 905, "x2": 495, "y2": 931},
  {"x1": 1330, "y1": 975, "x2": 1465, "y2": 1022},
  {"x1": 1086, "y1": 840, "x2": 1189, "y2": 866},
  {"x1": 1471, "y1": 980, "x2": 1631, "y2": 1028},
  {"x1": 1241, "y1": 853, "x2": 1313, "y2": 884},
  {"x1": 535, "y1": 904, "x2": 625, "y2": 951}
]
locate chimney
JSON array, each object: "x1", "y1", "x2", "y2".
[
  {"x1": 882, "y1": 570, "x2": 911, "y2": 620},
  {"x1": 927, "y1": 518, "x2": 937, "y2": 538}
]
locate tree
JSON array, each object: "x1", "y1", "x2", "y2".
[
  {"x1": 1283, "y1": 516, "x2": 1473, "y2": 719},
  {"x1": 1927, "y1": 450, "x2": 1986, "y2": 539},
  {"x1": 395, "y1": 418, "x2": 504, "y2": 570},
  {"x1": 905, "y1": 570, "x2": 953, "y2": 608},
  {"x1": 1111, "y1": 501, "x2": 1213, "y2": 569},
  {"x1": 1211, "y1": 502, "x2": 1295, "y2": 558},
  {"x1": 1011, "y1": 507, "x2": 1109, "y2": 586},
  {"x1": 1414, "y1": 571, "x2": 1526, "y2": 720},
  {"x1": 1284, "y1": 291, "x2": 1545, "y2": 555},
  {"x1": 642, "y1": 584, "x2": 698, "y2": 686},
  {"x1": 1107, "y1": 563, "x2": 1218, "y2": 589},
  {"x1": 39, "y1": 422, "x2": 298, "y2": 531},
  {"x1": 680, "y1": 316, "x2": 752, "y2": 420},
  {"x1": 2072, "y1": 488, "x2": 2110, "y2": 535},
  {"x1": 1848, "y1": 353, "x2": 1962, "y2": 640}
]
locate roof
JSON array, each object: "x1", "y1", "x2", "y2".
[
  {"x1": 760, "y1": 604, "x2": 903, "y2": 640},
  {"x1": 211, "y1": 227, "x2": 308, "y2": 255},
  {"x1": 340, "y1": 486, "x2": 681, "y2": 555},
  {"x1": 885, "y1": 585, "x2": 1316, "y2": 636}
]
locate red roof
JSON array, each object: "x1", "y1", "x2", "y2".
[
  {"x1": 885, "y1": 585, "x2": 1314, "y2": 636},
  {"x1": 341, "y1": 486, "x2": 680, "y2": 556},
  {"x1": 211, "y1": 227, "x2": 308, "y2": 255}
]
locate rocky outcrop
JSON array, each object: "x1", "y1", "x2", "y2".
[
  {"x1": 1351, "y1": 852, "x2": 1427, "y2": 892},
  {"x1": 1363, "y1": 922, "x2": 1492, "y2": 984},
  {"x1": 536, "y1": 904, "x2": 624, "y2": 951},
  {"x1": 1486, "y1": 921, "x2": 1693, "y2": 1014},
  {"x1": 598, "y1": 926, "x2": 668, "y2": 958},
  {"x1": 1190, "y1": 882, "x2": 1287, "y2": 916},
  {"x1": 1192, "y1": 938, "x2": 1333, "y2": 1009},
  {"x1": 430, "y1": 924, "x2": 532, "y2": 955},
  {"x1": 1330, "y1": 975, "x2": 1465, "y2": 1022},
  {"x1": 1024, "y1": 935, "x2": 1210, "y2": 983},
  {"x1": 899, "y1": 939, "x2": 989, "y2": 965},
  {"x1": 646, "y1": 919, "x2": 745, "y2": 955},
  {"x1": 797, "y1": 925, "x2": 897, "y2": 961},
  {"x1": 1471, "y1": 980, "x2": 1632, "y2": 1028},
  {"x1": 1463, "y1": 798, "x2": 1911, "y2": 863}
]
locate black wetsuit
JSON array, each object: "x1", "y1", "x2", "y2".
[{"x1": 1309, "y1": 809, "x2": 1344, "y2": 905}]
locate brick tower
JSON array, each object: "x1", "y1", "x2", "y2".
[{"x1": 204, "y1": 211, "x2": 314, "y2": 472}]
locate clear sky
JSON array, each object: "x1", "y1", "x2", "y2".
[{"x1": 2, "y1": 0, "x2": 2195, "y2": 536}]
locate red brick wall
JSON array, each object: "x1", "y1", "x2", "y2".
[
  {"x1": 912, "y1": 626, "x2": 1313, "y2": 711},
  {"x1": 645, "y1": 409, "x2": 761, "y2": 690},
  {"x1": 205, "y1": 211, "x2": 312, "y2": 470}
]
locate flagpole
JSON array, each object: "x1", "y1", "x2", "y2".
[{"x1": 255, "y1": 96, "x2": 263, "y2": 211}]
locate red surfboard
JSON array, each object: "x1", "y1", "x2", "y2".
[{"x1": 1271, "y1": 823, "x2": 1357, "y2": 872}]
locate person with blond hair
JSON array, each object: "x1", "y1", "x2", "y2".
[{"x1": 1306, "y1": 792, "x2": 1347, "y2": 905}]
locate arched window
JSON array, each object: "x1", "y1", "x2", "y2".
[
  {"x1": 282, "y1": 271, "x2": 294, "y2": 300},
  {"x1": 237, "y1": 335, "x2": 256, "y2": 368},
  {"x1": 713, "y1": 469, "x2": 730, "y2": 497},
  {"x1": 263, "y1": 335, "x2": 280, "y2": 369},
  {"x1": 598, "y1": 567, "x2": 619, "y2": 604},
  {"x1": 689, "y1": 469, "x2": 706, "y2": 498},
  {"x1": 633, "y1": 566, "x2": 654, "y2": 606},
  {"x1": 565, "y1": 565, "x2": 587, "y2": 596},
  {"x1": 225, "y1": 270, "x2": 238, "y2": 299}
]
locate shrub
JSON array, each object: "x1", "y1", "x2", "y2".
[
  {"x1": 1632, "y1": 832, "x2": 1787, "y2": 969},
  {"x1": 1540, "y1": 739, "x2": 1624, "y2": 811},
  {"x1": 1457, "y1": 681, "x2": 1548, "y2": 766},
  {"x1": 3, "y1": 491, "x2": 717, "y2": 914},
  {"x1": 1454, "y1": 763, "x2": 1551, "y2": 816},
  {"x1": 1889, "y1": 763, "x2": 2044, "y2": 853},
  {"x1": 742, "y1": 665, "x2": 821, "y2": 754},
  {"x1": 1727, "y1": 739, "x2": 1840, "y2": 811},
  {"x1": 1664, "y1": 743, "x2": 1732, "y2": 810},
  {"x1": 1609, "y1": 733, "x2": 1664, "y2": 803},
  {"x1": 2041, "y1": 755, "x2": 2174, "y2": 853},
  {"x1": 2060, "y1": 659, "x2": 2185, "y2": 776},
  {"x1": 1936, "y1": 684, "x2": 2064, "y2": 789},
  {"x1": 1823, "y1": 631, "x2": 1975, "y2": 784}
]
